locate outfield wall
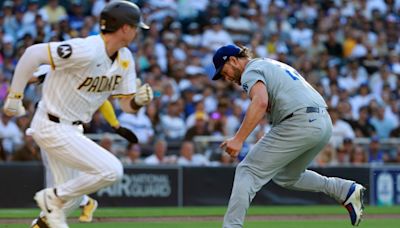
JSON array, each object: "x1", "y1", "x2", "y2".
[{"x1": 1, "y1": 164, "x2": 399, "y2": 208}]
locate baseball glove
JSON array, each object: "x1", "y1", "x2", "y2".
[{"x1": 113, "y1": 126, "x2": 138, "y2": 144}]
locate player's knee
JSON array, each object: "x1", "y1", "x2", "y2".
[
  {"x1": 101, "y1": 162, "x2": 123, "y2": 183},
  {"x1": 273, "y1": 178, "x2": 297, "y2": 188}
]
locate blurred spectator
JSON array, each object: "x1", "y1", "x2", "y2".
[
  {"x1": 144, "y1": 139, "x2": 176, "y2": 165},
  {"x1": 349, "y1": 84, "x2": 374, "y2": 119},
  {"x1": 186, "y1": 99, "x2": 209, "y2": 128},
  {"x1": 342, "y1": 137, "x2": 355, "y2": 156},
  {"x1": 39, "y1": 0, "x2": 68, "y2": 24},
  {"x1": 202, "y1": 86, "x2": 218, "y2": 113},
  {"x1": 182, "y1": 22, "x2": 202, "y2": 48},
  {"x1": 329, "y1": 108, "x2": 355, "y2": 148},
  {"x1": 369, "y1": 66, "x2": 397, "y2": 98},
  {"x1": 118, "y1": 109, "x2": 154, "y2": 144},
  {"x1": 349, "y1": 106, "x2": 375, "y2": 137},
  {"x1": 145, "y1": 103, "x2": 162, "y2": 135},
  {"x1": 91, "y1": 0, "x2": 108, "y2": 18},
  {"x1": 177, "y1": 141, "x2": 209, "y2": 166},
  {"x1": 335, "y1": 146, "x2": 351, "y2": 165},
  {"x1": 350, "y1": 146, "x2": 367, "y2": 165},
  {"x1": 68, "y1": 0, "x2": 85, "y2": 31},
  {"x1": 23, "y1": 0, "x2": 41, "y2": 26},
  {"x1": 314, "y1": 143, "x2": 336, "y2": 167},
  {"x1": 0, "y1": 114, "x2": 23, "y2": 159},
  {"x1": 202, "y1": 17, "x2": 232, "y2": 52},
  {"x1": 98, "y1": 133, "x2": 115, "y2": 155},
  {"x1": 338, "y1": 60, "x2": 368, "y2": 95},
  {"x1": 222, "y1": 4, "x2": 252, "y2": 44},
  {"x1": 121, "y1": 143, "x2": 142, "y2": 165},
  {"x1": 184, "y1": 111, "x2": 210, "y2": 141},
  {"x1": 370, "y1": 105, "x2": 397, "y2": 139},
  {"x1": 225, "y1": 104, "x2": 242, "y2": 137},
  {"x1": 324, "y1": 29, "x2": 343, "y2": 59},
  {"x1": 368, "y1": 136, "x2": 389, "y2": 164},
  {"x1": 12, "y1": 135, "x2": 40, "y2": 161},
  {"x1": 290, "y1": 20, "x2": 313, "y2": 49},
  {"x1": 160, "y1": 100, "x2": 186, "y2": 142},
  {"x1": 360, "y1": 49, "x2": 381, "y2": 75}
]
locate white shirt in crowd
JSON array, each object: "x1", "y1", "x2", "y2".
[
  {"x1": 177, "y1": 154, "x2": 209, "y2": 166},
  {"x1": 118, "y1": 109, "x2": 154, "y2": 144}
]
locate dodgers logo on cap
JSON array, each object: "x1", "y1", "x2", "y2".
[{"x1": 212, "y1": 45, "x2": 241, "y2": 80}]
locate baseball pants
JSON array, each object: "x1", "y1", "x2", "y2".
[
  {"x1": 223, "y1": 108, "x2": 354, "y2": 228},
  {"x1": 30, "y1": 107, "x2": 123, "y2": 216}
]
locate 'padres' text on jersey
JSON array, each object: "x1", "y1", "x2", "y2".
[{"x1": 40, "y1": 35, "x2": 137, "y2": 123}]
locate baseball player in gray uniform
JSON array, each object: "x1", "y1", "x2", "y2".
[
  {"x1": 3, "y1": 2, "x2": 152, "y2": 228},
  {"x1": 212, "y1": 44, "x2": 365, "y2": 227}
]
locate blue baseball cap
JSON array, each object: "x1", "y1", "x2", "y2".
[{"x1": 212, "y1": 44, "x2": 241, "y2": 80}]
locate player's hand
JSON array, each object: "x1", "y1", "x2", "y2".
[
  {"x1": 113, "y1": 126, "x2": 139, "y2": 144},
  {"x1": 3, "y1": 92, "x2": 26, "y2": 117},
  {"x1": 220, "y1": 137, "x2": 243, "y2": 158},
  {"x1": 134, "y1": 83, "x2": 153, "y2": 106}
]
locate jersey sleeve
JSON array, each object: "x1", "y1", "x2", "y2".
[
  {"x1": 112, "y1": 50, "x2": 137, "y2": 96},
  {"x1": 241, "y1": 68, "x2": 267, "y2": 96},
  {"x1": 48, "y1": 38, "x2": 94, "y2": 71}
]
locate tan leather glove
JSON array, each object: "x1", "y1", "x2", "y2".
[{"x1": 3, "y1": 92, "x2": 26, "y2": 117}]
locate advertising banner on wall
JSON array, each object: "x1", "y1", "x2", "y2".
[
  {"x1": 371, "y1": 166, "x2": 400, "y2": 206},
  {"x1": 94, "y1": 166, "x2": 180, "y2": 206}
]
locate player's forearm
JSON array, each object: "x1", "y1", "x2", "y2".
[
  {"x1": 10, "y1": 44, "x2": 50, "y2": 93},
  {"x1": 119, "y1": 96, "x2": 140, "y2": 113},
  {"x1": 234, "y1": 95, "x2": 267, "y2": 142}
]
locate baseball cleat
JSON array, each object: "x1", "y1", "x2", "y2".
[
  {"x1": 79, "y1": 197, "x2": 98, "y2": 223},
  {"x1": 343, "y1": 183, "x2": 366, "y2": 226},
  {"x1": 34, "y1": 188, "x2": 68, "y2": 228},
  {"x1": 31, "y1": 216, "x2": 49, "y2": 228}
]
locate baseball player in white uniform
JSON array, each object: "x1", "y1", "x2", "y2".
[
  {"x1": 212, "y1": 44, "x2": 366, "y2": 227},
  {"x1": 30, "y1": 66, "x2": 142, "y2": 227},
  {"x1": 3, "y1": 2, "x2": 151, "y2": 228}
]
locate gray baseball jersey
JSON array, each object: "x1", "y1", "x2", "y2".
[{"x1": 240, "y1": 58, "x2": 326, "y2": 125}]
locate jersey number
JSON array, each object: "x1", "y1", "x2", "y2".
[
  {"x1": 285, "y1": 69, "x2": 300, "y2": 80},
  {"x1": 268, "y1": 58, "x2": 301, "y2": 81}
]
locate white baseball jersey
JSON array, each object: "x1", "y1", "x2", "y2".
[{"x1": 40, "y1": 34, "x2": 137, "y2": 123}]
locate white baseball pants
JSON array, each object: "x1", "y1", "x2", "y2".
[{"x1": 30, "y1": 108, "x2": 123, "y2": 215}]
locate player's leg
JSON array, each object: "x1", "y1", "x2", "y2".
[
  {"x1": 272, "y1": 111, "x2": 365, "y2": 226},
  {"x1": 33, "y1": 127, "x2": 123, "y2": 199},
  {"x1": 79, "y1": 195, "x2": 98, "y2": 223},
  {"x1": 223, "y1": 113, "x2": 325, "y2": 227},
  {"x1": 30, "y1": 114, "x2": 123, "y2": 227},
  {"x1": 31, "y1": 148, "x2": 74, "y2": 228},
  {"x1": 40, "y1": 148, "x2": 54, "y2": 188}
]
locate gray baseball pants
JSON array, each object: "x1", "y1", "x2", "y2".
[{"x1": 223, "y1": 108, "x2": 354, "y2": 228}]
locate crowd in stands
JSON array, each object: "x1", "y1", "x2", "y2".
[{"x1": 0, "y1": 0, "x2": 399, "y2": 167}]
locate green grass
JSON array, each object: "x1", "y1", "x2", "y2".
[
  {"x1": 0, "y1": 206, "x2": 399, "y2": 227},
  {"x1": 0, "y1": 205, "x2": 399, "y2": 218},
  {"x1": 1, "y1": 219, "x2": 400, "y2": 228}
]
